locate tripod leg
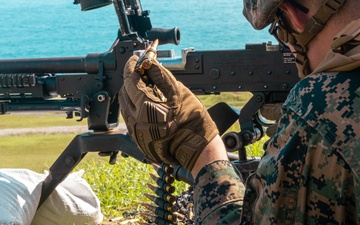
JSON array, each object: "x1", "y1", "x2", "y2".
[{"x1": 38, "y1": 134, "x2": 86, "y2": 208}]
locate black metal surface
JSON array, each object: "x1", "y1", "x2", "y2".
[{"x1": 38, "y1": 130, "x2": 144, "y2": 207}]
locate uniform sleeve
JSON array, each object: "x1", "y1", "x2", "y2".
[
  {"x1": 241, "y1": 72, "x2": 360, "y2": 224},
  {"x1": 193, "y1": 160, "x2": 245, "y2": 224}
]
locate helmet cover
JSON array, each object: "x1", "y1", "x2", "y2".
[{"x1": 243, "y1": 0, "x2": 284, "y2": 30}]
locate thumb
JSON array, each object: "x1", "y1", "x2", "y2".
[{"x1": 124, "y1": 55, "x2": 140, "y2": 79}]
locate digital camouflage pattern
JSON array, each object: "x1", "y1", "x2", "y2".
[
  {"x1": 194, "y1": 69, "x2": 360, "y2": 224},
  {"x1": 194, "y1": 20, "x2": 360, "y2": 224},
  {"x1": 193, "y1": 160, "x2": 244, "y2": 224},
  {"x1": 242, "y1": 0, "x2": 284, "y2": 30},
  {"x1": 242, "y1": 69, "x2": 360, "y2": 224}
]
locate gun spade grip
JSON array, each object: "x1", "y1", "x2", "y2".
[{"x1": 147, "y1": 28, "x2": 180, "y2": 45}]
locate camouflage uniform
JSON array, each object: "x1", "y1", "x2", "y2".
[{"x1": 194, "y1": 19, "x2": 360, "y2": 224}]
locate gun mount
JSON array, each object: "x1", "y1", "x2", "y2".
[{"x1": 0, "y1": 0, "x2": 299, "y2": 207}]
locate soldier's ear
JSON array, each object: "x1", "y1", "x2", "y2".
[{"x1": 279, "y1": 1, "x2": 309, "y2": 33}]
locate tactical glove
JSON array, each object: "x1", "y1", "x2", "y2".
[
  {"x1": 260, "y1": 103, "x2": 284, "y2": 137},
  {"x1": 118, "y1": 55, "x2": 218, "y2": 171}
]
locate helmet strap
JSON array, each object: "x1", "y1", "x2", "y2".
[{"x1": 272, "y1": 0, "x2": 346, "y2": 77}]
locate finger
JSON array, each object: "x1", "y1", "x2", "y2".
[
  {"x1": 119, "y1": 86, "x2": 136, "y2": 113},
  {"x1": 118, "y1": 87, "x2": 137, "y2": 136},
  {"x1": 260, "y1": 103, "x2": 284, "y2": 120},
  {"x1": 123, "y1": 55, "x2": 151, "y2": 108},
  {"x1": 123, "y1": 55, "x2": 139, "y2": 79},
  {"x1": 147, "y1": 59, "x2": 179, "y2": 104},
  {"x1": 123, "y1": 74, "x2": 149, "y2": 111},
  {"x1": 124, "y1": 66, "x2": 167, "y2": 107}
]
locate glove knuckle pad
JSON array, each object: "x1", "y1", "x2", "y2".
[{"x1": 139, "y1": 101, "x2": 169, "y2": 124}]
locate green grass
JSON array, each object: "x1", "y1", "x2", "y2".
[
  {"x1": 1, "y1": 113, "x2": 87, "y2": 129},
  {"x1": 77, "y1": 159, "x2": 188, "y2": 219},
  {"x1": 0, "y1": 132, "x2": 188, "y2": 220},
  {"x1": 0, "y1": 131, "x2": 180, "y2": 213},
  {"x1": 0, "y1": 133, "x2": 100, "y2": 171},
  {"x1": 0, "y1": 92, "x2": 266, "y2": 221},
  {"x1": 199, "y1": 92, "x2": 252, "y2": 108}
]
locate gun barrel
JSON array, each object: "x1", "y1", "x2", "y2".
[
  {"x1": 0, "y1": 57, "x2": 86, "y2": 74},
  {"x1": 0, "y1": 53, "x2": 116, "y2": 74}
]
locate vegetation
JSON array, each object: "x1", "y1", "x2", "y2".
[
  {"x1": 1, "y1": 112, "x2": 87, "y2": 129},
  {"x1": 0, "y1": 92, "x2": 268, "y2": 221},
  {"x1": 77, "y1": 159, "x2": 188, "y2": 219}
]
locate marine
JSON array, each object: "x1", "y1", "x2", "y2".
[{"x1": 119, "y1": 0, "x2": 360, "y2": 224}]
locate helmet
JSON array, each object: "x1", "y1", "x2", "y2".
[
  {"x1": 243, "y1": 0, "x2": 346, "y2": 77},
  {"x1": 243, "y1": 0, "x2": 284, "y2": 30}
]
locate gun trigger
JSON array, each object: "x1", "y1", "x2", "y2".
[{"x1": 77, "y1": 95, "x2": 90, "y2": 122}]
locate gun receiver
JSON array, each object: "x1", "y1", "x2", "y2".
[{"x1": 0, "y1": 0, "x2": 298, "y2": 207}]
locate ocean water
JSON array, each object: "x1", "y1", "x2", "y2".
[{"x1": 0, "y1": 0, "x2": 276, "y2": 59}]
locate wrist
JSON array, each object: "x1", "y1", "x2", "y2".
[{"x1": 190, "y1": 135, "x2": 229, "y2": 177}]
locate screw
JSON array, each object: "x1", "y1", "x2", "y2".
[
  {"x1": 226, "y1": 138, "x2": 235, "y2": 147},
  {"x1": 65, "y1": 156, "x2": 74, "y2": 165},
  {"x1": 243, "y1": 133, "x2": 251, "y2": 141},
  {"x1": 97, "y1": 94, "x2": 106, "y2": 102},
  {"x1": 119, "y1": 46, "x2": 126, "y2": 54}
]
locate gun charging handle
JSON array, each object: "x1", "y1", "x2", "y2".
[{"x1": 147, "y1": 28, "x2": 180, "y2": 45}]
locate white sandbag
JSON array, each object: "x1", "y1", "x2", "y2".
[
  {"x1": 0, "y1": 169, "x2": 43, "y2": 225},
  {"x1": 0, "y1": 169, "x2": 103, "y2": 225}
]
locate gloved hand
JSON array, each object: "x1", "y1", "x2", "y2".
[
  {"x1": 118, "y1": 55, "x2": 219, "y2": 171},
  {"x1": 260, "y1": 103, "x2": 283, "y2": 137}
]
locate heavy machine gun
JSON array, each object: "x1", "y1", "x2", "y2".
[{"x1": 0, "y1": 0, "x2": 299, "y2": 207}]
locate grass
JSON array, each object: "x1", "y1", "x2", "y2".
[
  {"x1": 0, "y1": 133, "x2": 100, "y2": 171},
  {"x1": 199, "y1": 92, "x2": 252, "y2": 109},
  {"x1": 0, "y1": 92, "x2": 267, "y2": 221},
  {"x1": 77, "y1": 159, "x2": 188, "y2": 219},
  {"x1": 1, "y1": 112, "x2": 87, "y2": 129}
]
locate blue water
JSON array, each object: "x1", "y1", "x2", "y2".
[{"x1": 0, "y1": 0, "x2": 276, "y2": 59}]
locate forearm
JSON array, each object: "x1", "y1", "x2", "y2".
[
  {"x1": 193, "y1": 160, "x2": 245, "y2": 224},
  {"x1": 191, "y1": 135, "x2": 245, "y2": 224},
  {"x1": 191, "y1": 135, "x2": 229, "y2": 178}
]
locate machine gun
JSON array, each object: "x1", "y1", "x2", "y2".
[{"x1": 0, "y1": 0, "x2": 299, "y2": 207}]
